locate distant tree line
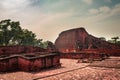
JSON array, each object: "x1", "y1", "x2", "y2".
[
  {"x1": 108, "y1": 36, "x2": 120, "y2": 45},
  {"x1": 99, "y1": 36, "x2": 120, "y2": 45},
  {"x1": 0, "y1": 19, "x2": 53, "y2": 48}
]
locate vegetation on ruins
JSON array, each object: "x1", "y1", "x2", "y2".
[
  {"x1": 108, "y1": 36, "x2": 120, "y2": 45},
  {"x1": 0, "y1": 19, "x2": 51, "y2": 48},
  {"x1": 99, "y1": 36, "x2": 120, "y2": 45},
  {"x1": 111, "y1": 36, "x2": 119, "y2": 44},
  {"x1": 99, "y1": 37, "x2": 106, "y2": 41}
]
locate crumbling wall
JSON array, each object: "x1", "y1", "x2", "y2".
[
  {"x1": 0, "y1": 46, "x2": 47, "y2": 55},
  {"x1": 55, "y1": 27, "x2": 120, "y2": 56},
  {"x1": 0, "y1": 53, "x2": 61, "y2": 72}
]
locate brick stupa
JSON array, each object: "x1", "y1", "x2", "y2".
[{"x1": 55, "y1": 27, "x2": 120, "y2": 54}]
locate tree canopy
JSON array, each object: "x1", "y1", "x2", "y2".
[
  {"x1": 111, "y1": 36, "x2": 119, "y2": 44},
  {"x1": 0, "y1": 19, "x2": 52, "y2": 48},
  {"x1": 99, "y1": 37, "x2": 106, "y2": 41},
  {"x1": 107, "y1": 36, "x2": 120, "y2": 45}
]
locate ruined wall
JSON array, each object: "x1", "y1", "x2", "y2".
[
  {"x1": 55, "y1": 28, "x2": 89, "y2": 52},
  {"x1": 0, "y1": 46, "x2": 47, "y2": 55},
  {"x1": 0, "y1": 53, "x2": 61, "y2": 72},
  {"x1": 55, "y1": 27, "x2": 120, "y2": 56}
]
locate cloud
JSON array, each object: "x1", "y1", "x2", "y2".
[
  {"x1": 89, "y1": 9, "x2": 99, "y2": 14},
  {"x1": 105, "y1": 0, "x2": 112, "y2": 3},
  {"x1": 82, "y1": 0, "x2": 93, "y2": 5},
  {"x1": 74, "y1": 4, "x2": 120, "y2": 40},
  {"x1": 89, "y1": 6, "x2": 111, "y2": 15},
  {"x1": 0, "y1": 0, "x2": 75, "y2": 41},
  {"x1": 112, "y1": 4, "x2": 120, "y2": 16},
  {"x1": 0, "y1": 0, "x2": 31, "y2": 10},
  {"x1": 0, "y1": 0, "x2": 39, "y2": 19},
  {"x1": 99, "y1": 6, "x2": 111, "y2": 13},
  {"x1": 0, "y1": 0, "x2": 34, "y2": 18},
  {"x1": 0, "y1": 0, "x2": 120, "y2": 41},
  {"x1": 87, "y1": 4, "x2": 120, "y2": 23}
]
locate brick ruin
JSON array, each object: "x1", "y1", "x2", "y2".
[
  {"x1": 55, "y1": 27, "x2": 120, "y2": 60},
  {"x1": 0, "y1": 27, "x2": 120, "y2": 72},
  {"x1": 0, "y1": 46, "x2": 61, "y2": 72}
]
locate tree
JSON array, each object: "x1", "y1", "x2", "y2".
[
  {"x1": 99, "y1": 37, "x2": 106, "y2": 41},
  {"x1": 111, "y1": 36, "x2": 119, "y2": 44},
  {"x1": 9, "y1": 21, "x2": 23, "y2": 45},
  {"x1": 0, "y1": 19, "x2": 54, "y2": 48},
  {"x1": 33, "y1": 39, "x2": 43, "y2": 47},
  {"x1": 47, "y1": 41, "x2": 54, "y2": 47},
  {"x1": 37, "y1": 41, "x2": 54, "y2": 49},
  {"x1": 0, "y1": 19, "x2": 14, "y2": 45},
  {"x1": 19, "y1": 29, "x2": 36, "y2": 46},
  {"x1": 108, "y1": 40, "x2": 114, "y2": 43},
  {"x1": 0, "y1": 19, "x2": 43, "y2": 46}
]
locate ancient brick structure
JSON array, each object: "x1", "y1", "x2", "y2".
[
  {"x1": 0, "y1": 46, "x2": 61, "y2": 72},
  {"x1": 0, "y1": 53, "x2": 60, "y2": 72},
  {"x1": 0, "y1": 46, "x2": 46, "y2": 55},
  {"x1": 55, "y1": 27, "x2": 120, "y2": 59}
]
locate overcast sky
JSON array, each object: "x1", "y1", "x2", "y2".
[{"x1": 0, "y1": 0, "x2": 120, "y2": 42}]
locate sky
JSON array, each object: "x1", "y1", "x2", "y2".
[{"x1": 0, "y1": 0, "x2": 120, "y2": 42}]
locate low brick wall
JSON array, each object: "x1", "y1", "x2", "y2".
[
  {"x1": 0, "y1": 46, "x2": 47, "y2": 55},
  {"x1": 0, "y1": 56, "x2": 18, "y2": 72},
  {"x1": 0, "y1": 53, "x2": 61, "y2": 72},
  {"x1": 18, "y1": 54, "x2": 61, "y2": 72},
  {"x1": 60, "y1": 52, "x2": 107, "y2": 60},
  {"x1": 60, "y1": 49, "x2": 120, "y2": 59},
  {"x1": 60, "y1": 53, "x2": 82, "y2": 59}
]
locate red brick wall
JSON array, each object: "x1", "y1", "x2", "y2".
[
  {"x1": 0, "y1": 59, "x2": 9, "y2": 72},
  {"x1": 0, "y1": 53, "x2": 61, "y2": 72},
  {"x1": 55, "y1": 28, "x2": 120, "y2": 57},
  {"x1": 0, "y1": 46, "x2": 47, "y2": 55}
]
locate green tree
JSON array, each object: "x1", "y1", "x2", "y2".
[
  {"x1": 0, "y1": 19, "x2": 43, "y2": 46},
  {"x1": 99, "y1": 37, "x2": 106, "y2": 41},
  {"x1": 9, "y1": 21, "x2": 23, "y2": 45},
  {"x1": 0, "y1": 19, "x2": 13, "y2": 45},
  {"x1": 38, "y1": 41, "x2": 54, "y2": 49},
  {"x1": 108, "y1": 40, "x2": 114, "y2": 43},
  {"x1": 33, "y1": 39, "x2": 43, "y2": 47},
  {"x1": 0, "y1": 19, "x2": 54, "y2": 47},
  {"x1": 116, "y1": 41, "x2": 120, "y2": 45},
  {"x1": 19, "y1": 29, "x2": 36, "y2": 46},
  {"x1": 111, "y1": 36, "x2": 119, "y2": 44}
]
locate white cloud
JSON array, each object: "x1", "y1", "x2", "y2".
[
  {"x1": 0, "y1": 0, "x2": 120, "y2": 42},
  {"x1": 82, "y1": 0, "x2": 93, "y2": 5},
  {"x1": 89, "y1": 6, "x2": 111, "y2": 15},
  {"x1": 89, "y1": 9, "x2": 99, "y2": 14},
  {"x1": 0, "y1": 0, "x2": 30, "y2": 10},
  {"x1": 99, "y1": 6, "x2": 111, "y2": 13},
  {"x1": 73, "y1": 4, "x2": 120, "y2": 41},
  {"x1": 0, "y1": 0, "x2": 75, "y2": 41},
  {"x1": 87, "y1": 4, "x2": 120, "y2": 23},
  {"x1": 112, "y1": 4, "x2": 120, "y2": 16}
]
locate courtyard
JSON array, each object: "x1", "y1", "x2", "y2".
[{"x1": 0, "y1": 57, "x2": 120, "y2": 80}]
